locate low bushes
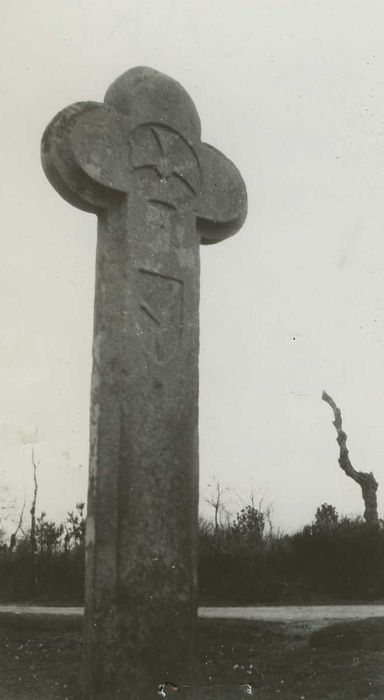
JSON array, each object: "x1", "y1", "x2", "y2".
[
  {"x1": 199, "y1": 504, "x2": 384, "y2": 604},
  {"x1": 2, "y1": 501, "x2": 384, "y2": 604}
]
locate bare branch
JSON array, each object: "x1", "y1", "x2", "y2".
[
  {"x1": 9, "y1": 498, "x2": 26, "y2": 552},
  {"x1": 205, "y1": 477, "x2": 231, "y2": 532}
]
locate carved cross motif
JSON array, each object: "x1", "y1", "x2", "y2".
[{"x1": 41, "y1": 67, "x2": 247, "y2": 700}]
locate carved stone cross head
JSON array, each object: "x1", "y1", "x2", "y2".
[{"x1": 41, "y1": 66, "x2": 247, "y2": 244}]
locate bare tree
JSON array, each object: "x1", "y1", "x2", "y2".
[
  {"x1": 0, "y1": 485, "x2": 15, "y2": 534},
  {"x1": 9, "y1": 497, "x2": 26, "y2": 552},
  {"x1": 264, "y1": 502, "x2": 275, "y2": 538},
  {"x1": 205, "y1": 477, "x2": 230, "y2": 532},
  {"x1": 322, "y1": 391, "x2": 378, "y2": 524},
  {"x1": 30, "y1": 429, "x2": 39, "y2": 592}
]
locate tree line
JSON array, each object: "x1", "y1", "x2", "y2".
[
  {"x1": 199, "y1": 502, "x2": 384, "y2": 604},
  {"x1": 1, "y1": 499, "x2": 384, "y2": 604},
  {"x1": 0, "y1": 503, "x2": 85, "y2": 602}
]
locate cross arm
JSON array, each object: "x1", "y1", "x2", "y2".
[
  {"x1": 196, "y1": 143, "x2": 247, "y2": 244},
  {"x1": 41, "y1": 102, "x2": 121, "y2": 213}
]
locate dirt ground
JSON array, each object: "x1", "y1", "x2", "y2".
[{"x1": 0, "y1": 613, "x2": 384, "y2": 698}]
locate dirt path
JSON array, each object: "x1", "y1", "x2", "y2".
[
  {"x1": 199, "y1": 604, "x2": 384, "y2": 633},
  {"x1": 1, "y1": 603, "x2": 384, "y2": 630}
]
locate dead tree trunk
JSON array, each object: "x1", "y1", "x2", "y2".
[
  {"x1": 322, "y1": 390, "x2": 378, "y2": 524},
  {"x1": 30, "y1": 432, "x2": 39, "y2": 594}
]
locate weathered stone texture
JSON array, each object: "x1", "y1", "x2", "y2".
[{"x1": 41, "y1": 67, "x2": 247, "y2": 699}]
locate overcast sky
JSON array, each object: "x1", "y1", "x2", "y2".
[{"x1": 1, "y1": 0, "x2": 384, "y2": 533}]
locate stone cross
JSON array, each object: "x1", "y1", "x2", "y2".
[{"x1": 41, "y1": 67, "x2": 247, "y2": 699}]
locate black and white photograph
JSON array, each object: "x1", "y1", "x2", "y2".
[{"x1": 1, "y1": 2, "x2": 384, "y2": 698}]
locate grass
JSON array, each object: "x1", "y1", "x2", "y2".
[{"x1": 0, "y1": 614, "x2": 383, "y2": 698}]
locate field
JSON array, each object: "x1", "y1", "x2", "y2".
[{"x1": 0, "y1": 613, "x2": 384, "y2": 698}]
